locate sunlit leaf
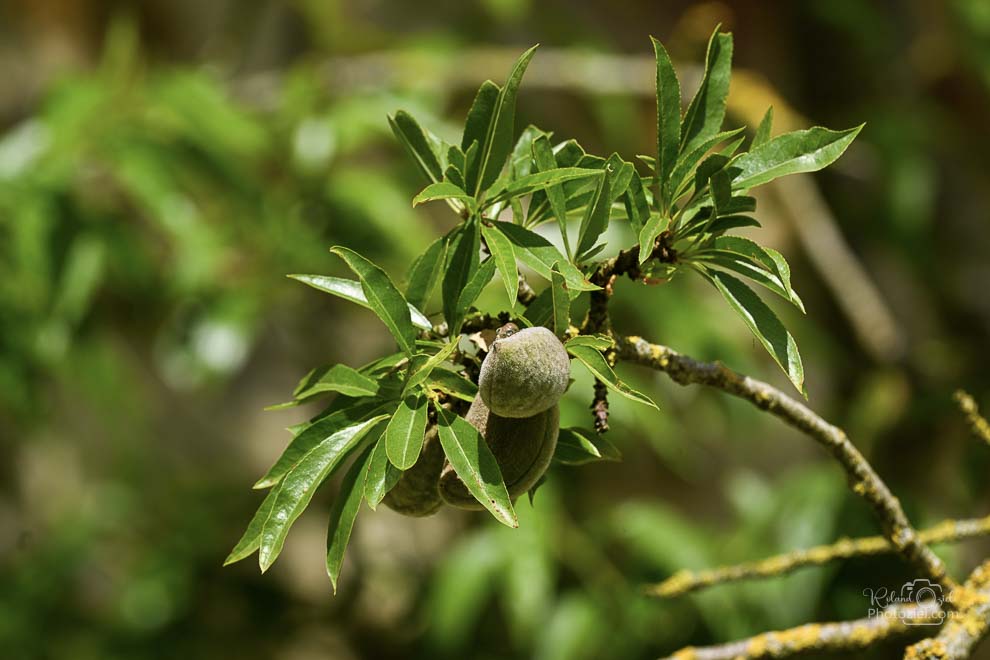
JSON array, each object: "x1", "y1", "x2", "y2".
[
  {"x1": 435, "y1": 407, "x2": 518, "y2": 527},
  {"x1": 482, "y1": 222, "x2": 519, "y2": 305},
  {"x1": 405, "y1": 236, "x2": 447, "y2": 311},
  {"x1": 680, "y1": 28, "x2": 733, "y2": 155},
  {"x1": 732, "y1": 125, "x2": 863, "y2": 190},
  {"x1": 700, "y1": 268, "x2": 805, "y2": 394},
  {"x1": 388, "y1": 111, "x2": 443, "y2": 183},
  {"x1": 403, "y1": 341, "x2": 458, "y2": 394},
  {"x1": 258, "y1": 415, "x2": 388, "y2": 571},
  {"x1": 326, "y1": 443, "x2": 375, "y2": 592},
  {"x1": 651, "y1": 35, "x2": 681, "y2": 205},
  {"x1": 288, "y1": 274, "x2": 432, "y2": 331},
  {"x1": 491, "y1": 222, "x2": 599, "y2": 294},
  {"x1": 554, "y1": 427, "x2": 621, "y2": 465},
  {"x1": 385, "y1": 394, "x2": 430, "y2": 470},
  {"x1": 752, "y1": 105, "x2": 774, "y2": 149},
  {"x1": 566, "y1": 344, "x2": 659, "y2": 409}
]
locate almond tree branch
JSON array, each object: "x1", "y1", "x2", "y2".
[
  {"x1": 661, "y1": 603, "x2": 941, "y2": 660},
  {"x1": 648, "y1": 515, "x2": 990, "y2": 598},
  {"x1": 905, "y1": 560, "x2": 990, "y2": 659},
  {"x1": 613, "y1": 334, "x2": 958, "y2": 594},
  {"x1": 955, "y1": 390, "x2": 990, "y2": 447}
]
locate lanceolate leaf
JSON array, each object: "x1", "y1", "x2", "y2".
[
  {"x1": 731, "y1": 125, "x2": 863, "y2": 191},
  {"x1": 566, "y1": 344, "x2": 659, "y2": 409},
  {"x1": 666, "y1": 128, "x2": 746, "y2": 202},
  {"x1": 475, "y1": 45, "x2": 539, "y2": 194},
  {"x1": 385, "y1": 394, "x2": 430, "y2": 470},
  {"x1": 413, "y1": 181, "x2": 476, "y2": 210},
  {"x1": 388, "y1": 111, "x2": 443, "y2": 183},
  {"x1": 549, "y1": 264, "x2": 569, "y2": 337},
  {"x1": 405, "y1": 236, "x2": 447, "y2": 311},
  {"x1": 331, "y1": 247, "x2": 417, "y2": 357},
  {"x1": 258, "y1": 415, "x2": 389, "y2": 572},
  {"x1": 564, "y1": 334, "x2": 613, "y2": 351},
  {"x1": 454, "y1": 258, "x2": 497, "y2": 332},
  {"x1": 462, "y1": 80, "x2": 501, "y2": 153},
  {"x1": 638, "y1": 213, "x2": 667, "y2": 266},
  {"x1": 288, "y1": 274, "x2": 432, "y2": 331},
  {"x1": 554, "y1": 427, "x2": 622, "y2": 465},
  {"x1": 326, "y1": 443, "x2": 375, "y2": 592},
  {"x1": 403, "y1": 341, "x2": 458, "y2": 394},
  {"x1": 255, "y1": 399, "x2": 389, "y2": 489},
  {"x1": 481, "y1": 223, "x2": 519, "y2": 305},
  {"x1": 435, "y1": 407, "x2": 518, "y2": 528},
  {"x1": 491, "y1": 222, "x2": 599, "y2": 295},
  {"x1": 491, "y1": 167, "x2": 601, "y2": 203},
  {"x1": 651, "y1": 36, "x2": 681, "y2": 204},
  {"x1": 697, "y1": 252, "x2": 805, "y2": 312},
  {"x1": 752, "y1": 106, "x2": 774, "y2": 149},
  {"x1": 708, "y1": 235, "x2": 803, "y2": 310},
  {"x1": 623, "y1": 173, "x2": 651, "y2": 237},
  {"x1": 442, "y1": 220, "x2": 481, "y2": 331},
  {"x1": 426, "y1": 368, "x2": 478, "y2": 401},
  {"x1": 224, "y1": 483, "x2": 282, "y2": 565},
  {"x1": 701, "y1": 268, "x2": 805, "y2": 394},
  {"x1": 532, "y1": 135, "x2": 572, "y2": 257},
  {"x1": 364, "y1": 436, "x2": 402, "y2": 510},
  {"x1": 576, "y1": 162, "x2": 613, "y2": 258},
  {"x1": 293, "y1": 364, "x2": 379, "y2": 400},
  {"x1": 680, "y1": 29, "x2": 734, "y2": 155}
]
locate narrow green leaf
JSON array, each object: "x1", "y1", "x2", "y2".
[
  {"x1": 442, "y1": 220, "x2": 481, "y2": 331},
  {"x1": 709, "y1": 236, "x2": 802, "y2": 310},
  {"x1": 326, "y1": 443, "x2": 375, "y2": 592},
  {"x1": 752, "y1": 106, "x2": 774, "y2": 149},
  {"x1": 462, "y1": 81, "x2": 501, "y2": 191},
  {"x1": 666, "y1": 127, "x2": 746, "y2": 202},
  {"x1": 554, "y1": 427, "x2": 622, "y2": 465},
  {"x1": 696, "y1": 251, "x2": 805, "y2": 313},
  {"x1": 330, "y1": 247, "x2": 417, "y2": 357},
  {"x1": 255, "y1": 399, "x2": 389, "y2": 489},
  {"x1": 492, "y1": 167, "x2": 601, "y2": 202},
  {"x1": 454, "y1": 257, "x2": 496, "y2": 327},
  {"x1": 403, "y1": 341, "x2": 458, "y2": 394},
  {"x1": 224, "y1": 484, "x2": 282, "y2": 565},
  {"x1": 426, "y1": 369, "x2": 478, "y2": 401},
  {"x1": 566, "y1": 344, "x2": 659, "y2": 409},
  {"x1": 413, "y1": 181, "x2": 475, "y2": 209},
  {"x1": 385, "y1": 394, "x2": 430, "y2": 469},
  {"x1": 481, "y1": 223, "x2": 519, "y2": 306},
  {"x1": 462, "y1": 80, "x2": 501, "y2": 152},
  {"x1": 532, "y1": 135, "x2": 572, "y2": 257},
  {"x1": 651, "y1": 35, "x2": 681, "y2": 203},
  {"x1": 549, "y1": 264, "x2": 569, "y2": 337},
  {"x1": 637, "y1": 214, "x2": 667, "y2": 266},
  {"x1": 564, "y1": 335, "x2": 613, "y2": 351},
  {"x1": 701, "y1": 269, "x2": 805, "y2": 394},
  {"x1": 388, "y1": 111, "x2": 443, "y2": 183},
  {"x1": 289, "y1": 274, "x2": 432, "y2": 331},
  {"x1": 491, "y1": 222, "x2": 599, "y2": 294},
  {"x1": 623, "y1": 173, "x2": 651, "y2": 236},
  {"x1": 680, "y1": 29, "x2": 734, "y2": 155},
  {"x1": 259, "y1": 415, "x2": 388, "y2": 572},
  {"x1": 576, "y1": 161, "x2": 613, "y2": 258},
  {"x1": 732, "y1": 125, "x2": 864, "y2": 190},
  {"x1": 405, "y1": 236, "x2": 447, "y2": 311},
  {"x1": 435, "y1": 408, "x2": 518, "y2": 527},
  {"x1": 294, "y1": 364, "x2": 378, "y2": 400},
  {"x1": 475, "y1": 45, "x2": 539, "y2": 194},
  {"x1": 364, "y1": 436, "x2": 402, "y2": 510}
]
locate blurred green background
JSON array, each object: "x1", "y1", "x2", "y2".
[{"x1": 2, "y1": 1, "x2": 989, "y2": 658}]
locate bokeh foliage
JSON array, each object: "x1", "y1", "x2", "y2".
[{"x1": 1, "y1": 2, "x2": 989, "y2": 659}]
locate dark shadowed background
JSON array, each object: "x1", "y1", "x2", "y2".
[{"x1": 1, "y1": 1, "x2": 989, "y2": 658}]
